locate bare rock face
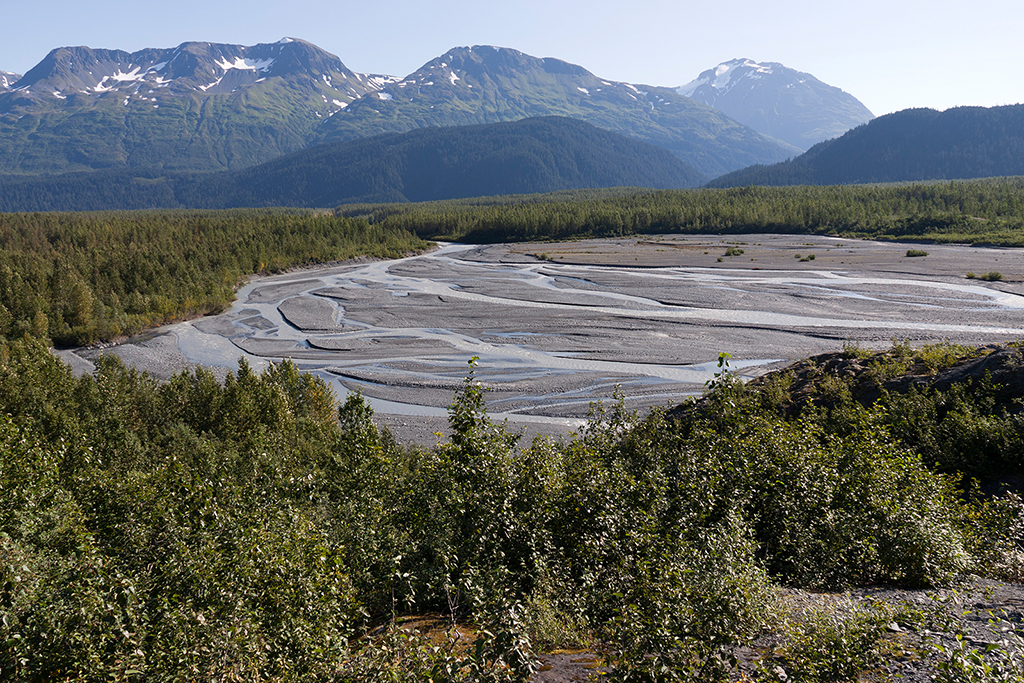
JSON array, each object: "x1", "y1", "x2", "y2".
[{"x1": 0, "y1": 70, "x2": 20, "y2": 90}]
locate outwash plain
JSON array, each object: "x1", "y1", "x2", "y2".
[{"x1": 69, "y1": 234, "x2": 1024, "y2": 445}]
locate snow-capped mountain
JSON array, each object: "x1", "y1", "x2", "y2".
[
  {"x1": 315, "y1": 45, "x2": 800, "y2": 178},
  {"x1": 0, "y1": 71, "x2": 20, "y2": 91},
  {"x1": 0, "y1": 39, "x2": 399, "y2": 173},
  {"x1": 678, "y1": 59, "x2": 874, "y2": 150},
  {"x1": 8, "y1": 38, "x2": 394, "y2": 111}
]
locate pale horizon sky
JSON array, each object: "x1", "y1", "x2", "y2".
[{"x1": 2, "y1": 0, "x2": 1022, "y2": 117}]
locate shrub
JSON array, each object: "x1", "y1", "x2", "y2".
[
  {"x1": 906, "y1": 249, "x2": 929, "y2": 257},
  {"x1": 607, "y1": 513, "x2": 778, "y2": 682},
  {"x1": 842, "y1": 340, "x2": 874, "y2": 359},
  {"x1": 762, "y1": 600, "x2": 892, "y2": 683}
]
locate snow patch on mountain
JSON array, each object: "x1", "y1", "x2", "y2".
[
  {"x1": 1, "y1": 71, "x2": 22, "y2": 89},
  {"x1": 216, "y1": 56, "x2": 275, "y2": 72},
  {"x1": 363, "y1": 74, "x2": 401, "y2": 90},
  {"x1": 198, "y1": 78, "x2": 223, "y2": 92},
  {"x1": 679, "y1": 58, "x2": 772, "y2": 99},
  {"x1": 93, "y1": 67, "x2": 147, "y2": 92}
]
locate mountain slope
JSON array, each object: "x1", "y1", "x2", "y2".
[
  {"x1": 0, "y1": 116, "x2": 704, "y2": 211},
  {"x1": 313, "y1": 46, "x2": 801, "y2": 178},
  {"x1": 679, "y1": 58, "x2": 874, "y2": 150},
  {"x1": 707, "y1": 104, "x2": 1024, "y2": 187},
  {"x1": 0, "y1": 39, "x2": 394, "y2": 173}
]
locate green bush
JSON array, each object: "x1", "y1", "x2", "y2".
[{"x1": 763, "y1": 600, "x2": 892, "y2": 683}]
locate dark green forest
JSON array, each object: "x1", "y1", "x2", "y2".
[
  {"x1": 0, "y1": 210, "x2": 429, "y2": 346},
  {"x1": 0, "y1": 337, "x2": 1022, "y2": 681},
  {"x1": 1, "y1": 186, "x2": 1024, "y2": 679},
  {"x1": 345, "y1": 177, "x2": 1024, "y2": 246}
]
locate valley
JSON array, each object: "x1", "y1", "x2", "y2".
[
  {"x1": 4, "y1": 11, "x2": 1024, "y2": 682},
  {"x1": 68, "y1": 234, "x2": 1024, "y2": 444}
]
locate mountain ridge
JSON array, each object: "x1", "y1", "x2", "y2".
[
  {"x1": 7, "y1": 37, "x2": 392, "y2": 105},
  {"x1": 0, "y1": 38, "x2": 395, "y2": 174},
  {"x1": 315, "y1": 45, "x2": 802, "y2": 178}
]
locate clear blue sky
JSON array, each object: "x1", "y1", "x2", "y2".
[{"x1": 3, "y1": 0, "x2": 1022, "y2": 116}]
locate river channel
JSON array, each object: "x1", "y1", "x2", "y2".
[{"x1": 71, "y1": 235, "x2": 1024, "y2": 443}]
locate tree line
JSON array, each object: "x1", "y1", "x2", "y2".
[{"x1": 348, "y1": 177, "x2": 1024, "y2": 245}]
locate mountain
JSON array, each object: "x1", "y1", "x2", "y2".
[
  {"x1": 707, "y1": 104, "x2": 1024, "y2": 188},
  {"x1": 678, "y1": 59, "x2": 874, "y2": 150},
  {"x1": 0, "y1": 40, "x2": 800, "y2": 179},
  {"x1": 0, "y1": 71, "x2": 20, "y2": 90},
  {"x1": 313, "y1": 46, "x2": 801, "y2": 178},
  {"x1": 0, "y1": 116, "x2": 705, "y2": 212},
  {"x1": 0, "y1": 38, "x2": 395, "y2": 173}
]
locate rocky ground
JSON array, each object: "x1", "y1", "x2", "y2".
[{"x1": 529, "y1": 577, "x2": 1024, "y2": 682}]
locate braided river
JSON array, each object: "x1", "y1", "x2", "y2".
[{"x1": 72, "y1": 235, "x2": 1024, "y2": 443}]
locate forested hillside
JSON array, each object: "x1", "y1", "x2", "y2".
[
  {"x1": 709, "y1": 105, "x2": 1024, "y2": 187},
  {"x1": 0, "y1": 118, "x2": 705, "y2": 212}
]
